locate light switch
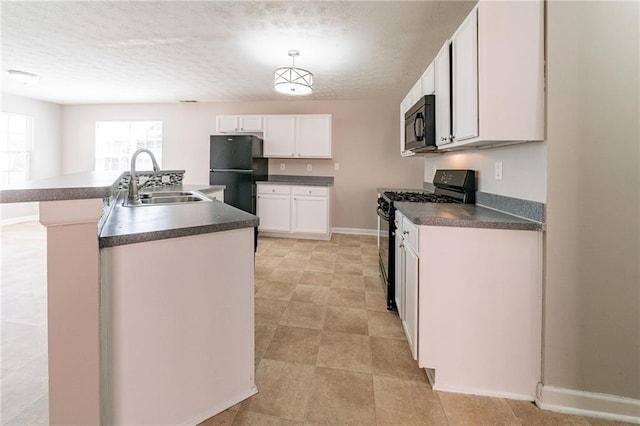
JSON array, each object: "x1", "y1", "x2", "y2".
[
  {"x1": 334, "y1": 163, "x2": 340, "y2": 171},
  {"x1": 495, "y1": 162, "x2": 503, "y2": 180},
  {"x1": 280, "y1": 163, "x2": 286, "y2": 171}
]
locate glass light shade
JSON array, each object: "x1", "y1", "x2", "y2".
[{"x1": 273, "y1": 66, "x2": 313, "y2": 96}]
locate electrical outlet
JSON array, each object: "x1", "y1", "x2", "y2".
[
  {"x1": 495, "y1": 161, "x2": 503, "y2": 180},
  {"x1": 334, "y1": 163, "x2": 340, "y2": 171},
  {"x1": 307, "y1": 164, "x2": 312, "y2": 171},
  {"x1": 161, "y1": 175, "x2": 170, "y2": 183},
  {"x1": 280, "y1": 163, "x2": 286, "y2": 171}
]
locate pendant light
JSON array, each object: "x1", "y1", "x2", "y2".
[{"x1": 273, "y1": 50, "x2": 313, "y2": 96}]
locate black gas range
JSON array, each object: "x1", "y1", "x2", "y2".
[{"x1": 377, "y1": 169, "x2": 476, "y2": 310}]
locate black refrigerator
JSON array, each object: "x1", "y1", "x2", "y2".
[{"x1": 209, "y1": 135, "x2": 268, "y2": 215}]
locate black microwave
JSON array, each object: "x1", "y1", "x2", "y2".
[{"x1": 404, "y1": 95, "x2": 436, "y2": 153}]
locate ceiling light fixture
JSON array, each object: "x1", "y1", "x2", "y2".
[
  {"x1": 7, "y1": 69, "x2": 41, "y2": 85},
  {"x1": 273, "y1": 50, "x2": 313, "y2": 96}
]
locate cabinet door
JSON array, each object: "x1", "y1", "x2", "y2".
[
  {"x1": 409, "y1": 80, "x2": 422, "y2": 106},
  {"x1": 395, "y1": 233, "x2": 405, "y2": 318},
  {"x1": 238, "y1": 115, "x2": 263, "y2": 132},
  {"x1": 296, "y1": 115, "x2": 332, "y2": 158},
  {"x1": 435, "y1": 41, "x2": 452, "y2": 146},
  {"x1": 292, "y1": 195, "x2": 328, "y2": 234},
  {"x1": 257, "y1": 194, "x2": 291, "y2": 232},
  {"x1": 452, "y1": 7, "x2": 479, "y2": 142},
  {"x1": 404, "y1": 245, "x2": 419, "y2": 360},
  {"x1": 421, "y1": 63, "x2": 435, "y2": 95},
  {"x1": 263, "y1": 115, "x2": 296, "y2": 157},
  {"x1": 216, "y1": 116, "x2": 239, "y2": 133}
]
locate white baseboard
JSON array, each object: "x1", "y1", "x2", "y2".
[
  {"x1": 332, "y1": 227, "x2": 377, "y2": 236},
  {"x1": 536, "y1": 383, "x2": 640, "y2": 424},
  {"x1": 433, "y1": 383, "x2": 534, "y2": 402},
  {"x1": 1, "y1": 214, "x2": 39, "y2": 226}
]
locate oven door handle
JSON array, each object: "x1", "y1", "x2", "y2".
[{"x1": 377, "y1": 207, "x2": 390, "y2": 221}]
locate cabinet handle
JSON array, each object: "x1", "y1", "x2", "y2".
[
  {"x1": 400, "y1": 244, "x2": 404, "y2": 248},
  {"x1": 403, "y1": 231, "x2": 409, "y2": 235}
]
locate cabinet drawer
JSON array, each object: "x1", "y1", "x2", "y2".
[
  {"x1": 401, "y1": 217, "x2": 419, "y2": 253},
  {"x1": 257, "y1": 184, "x2": 291, "y2": 195},
  {"x1": 291, "y1": 186, "x2": 329, "y2": 197}
]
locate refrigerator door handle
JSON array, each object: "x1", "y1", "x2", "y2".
[{"x1": 210, "y1": 169, "x2": 254, "y2": 173}]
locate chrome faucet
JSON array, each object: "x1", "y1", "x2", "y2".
[{"x1": 128, "y1": 148, "x2": 160, "y2": 204}]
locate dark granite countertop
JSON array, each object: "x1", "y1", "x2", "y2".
[
  {"x1": 99, "y1": 185, "x2": 258, "y2": 248},
  {"x1": 259, "y1": 175, "x2": 334, "y2": 186},
  {"x1": 395, "y1": 202, "x2": 544, "y2": 231},
  {"x1": 0, "y1": 171, "x2": 125, "y2": 203},
  {"x1": 377, "y1": 187, "x2": 426, "y2": 194}
]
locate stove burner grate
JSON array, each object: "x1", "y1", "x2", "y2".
[{"x1": 383, "y1": 191, "x2": 460, "y2": 204}]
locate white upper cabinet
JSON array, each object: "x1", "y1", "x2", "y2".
[
  {"x1": 452, "y1": 8, "x2": 479, "y2": 142},
  {"x1": 296, "y1": 115, "x2": 332, "y2": 158},
  {"x1": 263, "y1": 115, "x2": 297, "y2": 157},
  {"x1": 263, "y1": 114, "x2": 332, "y2": 158},
  {"x1": 421, "y1": 63, "x2": 435, "y2": 96},
  {"x1": 435, "y1": 41, "x2": 452, "y2": 147},
  {"x1": 448, "y1": 0, "x2": 544, "y2": 148},
  {"x1": 216, "y1": 115, "x2": 263, "y2": 133},
  {"x1": 399, "y1": 0, "x2": 544, "y2": 153}
]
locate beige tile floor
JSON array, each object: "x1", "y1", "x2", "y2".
[
  {"x1": 0, "y1": 222, "x2": 631, "y2": 425},
  {"x1": 201, "y1": 234, "x2": 630, "y2": 426}
]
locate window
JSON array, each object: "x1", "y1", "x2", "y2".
[
  {"x1": 95, "y1": 121, "x2": 162, "y2": 172},
  {"x1": 0, "y1": 112, "x2": 34, "y2": 185}
]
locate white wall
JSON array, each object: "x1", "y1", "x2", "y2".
[
  {"x1": 423, "y1": 142, "x2": 546, "y2": 202},
  {"x1": 1, "y1": 93, "x2": 63, "y2": 222},
  {"x1": 61, "y1": 100, "x2": 424, "y2": 230},
  {"x1": 544, "y1": 0, "x2": 639, "y2": 401}
]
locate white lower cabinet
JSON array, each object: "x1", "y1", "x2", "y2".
[
  {"x1": 403, "y1": 238, "x2": 419, "y2": 360},
  {"x1": 394, "y1": 215, "x2": 404, "y2": 317},
  {"x1": 416, "y1": 224, "x2": 543, "y2": 399},
  {"x1": 257, "y1": 183, "x2": 331, "y2": 240},
  {"x1": 395, "y1": 212, "x2": 419, "y2": 360},
  {"x1": 292, "y1": 196, "x2": 328, "y2": 234}
]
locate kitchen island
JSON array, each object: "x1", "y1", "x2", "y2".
[{"x1": 0, "y1": 172, "x2": 258, "y2": 425}]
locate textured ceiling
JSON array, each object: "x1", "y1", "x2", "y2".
[{"x1": 1, "y1": 1, "x2": 476, "y2": 105}]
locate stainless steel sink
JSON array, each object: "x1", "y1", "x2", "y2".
[{"x1": 124, "y1": 190, "x2": 211, "y2": 206}]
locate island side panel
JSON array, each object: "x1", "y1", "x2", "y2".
[
  {"x1": 418, "y1": 225, "x2": 543, "y2": 400},
  {"x1": 39, "y1": 198, "x2": 105, "y2": 426},
  {"x1": 100, "y1": 227, "x2": 256, "y2": 425}
]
